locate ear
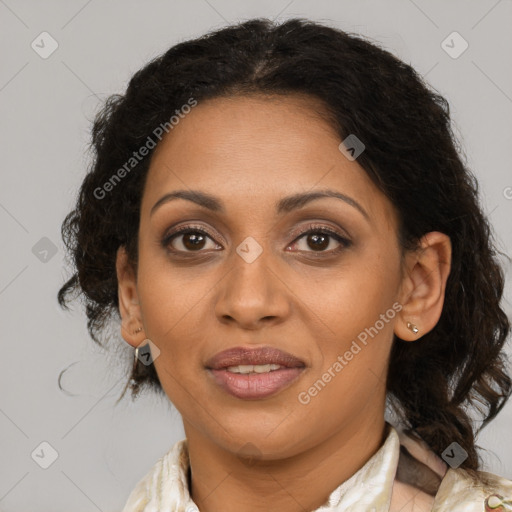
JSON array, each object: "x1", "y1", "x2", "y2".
[
  {"x1": 116, "y1": 245, "x2": 146, "y2": 348},
  {"x1": 394, "y1": 231, "x2": 452, "y2": 341}
]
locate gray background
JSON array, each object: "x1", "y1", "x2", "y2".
[{"x1": 1, "y1": 0, "x2": 511, "y2": 510}]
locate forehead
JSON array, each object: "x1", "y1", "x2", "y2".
[
  {"x1": 141, "y1": 94, "x2": 396, "y2": 228},
  {"x1": 150, "y1": 93, "x2": 338, "y2": 165}
]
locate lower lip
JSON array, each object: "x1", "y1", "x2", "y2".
[{"x1": 207, "y1": 367, "x2": 305, "y2": 399}]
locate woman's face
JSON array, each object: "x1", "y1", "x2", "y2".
[{"x1": 123, "y1": 94, "x2": 409, "y2": 458}]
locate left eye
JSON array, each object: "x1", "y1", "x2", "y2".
[
  {"x1": 289, "y1": 228, "x2": 351, "y2": 253},
  {"x1": 162, "y1": 225, "x2": 351, "y2": 254}
]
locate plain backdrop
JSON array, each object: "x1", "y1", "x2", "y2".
[{"x1": 1, "y1": 1, "x2": 511, "y2": 510}]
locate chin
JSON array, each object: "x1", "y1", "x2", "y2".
[{"x1": 213, "y1": 422, "x2": 306, "y2": 460}]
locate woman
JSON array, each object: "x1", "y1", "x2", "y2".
[{"x1": 57, "y1": 17, "x2": 512, "y2": 511}]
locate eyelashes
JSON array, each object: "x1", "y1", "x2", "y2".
[{"x1": 161, "y1": 222, "x2": 352, "y2": 256}]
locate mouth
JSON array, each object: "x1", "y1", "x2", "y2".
[{"x1": 205, "y1": 346, "x2": 306, "y2": 400}]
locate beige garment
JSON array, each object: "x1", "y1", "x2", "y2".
[{"x1": 121, "y1": 424, "x2": 512, "y2": 512}]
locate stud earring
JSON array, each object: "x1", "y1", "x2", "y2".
[
  {"x1": 407, "y1": 322, "x2": 419, "y2": 334},
  {"x1": 132, "y1": 326, "x2": 143, "y2": 335}
]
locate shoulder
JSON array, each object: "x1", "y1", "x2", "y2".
[
  {"x1": 432, "y1": 467, "x2": 512, "y2": 511},
  {"x1": 121, "y1": 439, "x2": 189, "y2": 512}
]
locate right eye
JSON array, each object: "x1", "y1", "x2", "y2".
[{"x1": 161, "y1": 225, "x2": 221, "y2": 253}]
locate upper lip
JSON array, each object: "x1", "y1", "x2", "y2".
[{"x1": 205, "y1": 346, "x2": 306, "y2": 370}]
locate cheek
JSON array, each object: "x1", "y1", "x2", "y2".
[
  {"x1": 303, "y1": 251, "x2": 400, "y2": 389},
  {"x1": 300, "y1": 253, "x2": 399, "y2": 340},
  {"x1": 136, "y1": 252, "x2": 206, "y2": 361},
  {"x1": 137, "y1": 267, "x2": 207, "y2": 406}
]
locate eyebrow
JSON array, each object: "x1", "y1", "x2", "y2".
[{"x1": 150, "y1": 189, "x2": 370, "y2": 221}]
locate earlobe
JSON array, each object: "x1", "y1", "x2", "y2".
[
  {"x1": 395, "y1": 318, "x2": 422, "y2": 342},
  {"x1": 116, "y1": 246, "x2": 146, "y2": 348},
  {"x1": 406, "y1": 322, "x2": 419, "y2": 335},
  {"x1": 394, "y1": 231, "x2": 451, "y2": 342}
]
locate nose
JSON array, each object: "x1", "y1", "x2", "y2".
[{"x1": 213, "y1": 244, "x2": 291, "y2": 329}]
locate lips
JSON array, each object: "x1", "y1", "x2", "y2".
[
  {"x1": 205, "y1": 346, "x2": 306, "y2": 400},
  {"x1": 205, "y1": 346, "x2": 306, "y2": 370}
]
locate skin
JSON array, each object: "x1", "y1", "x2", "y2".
[{"x1": 116, "y1": 94, "x2": 451, "y2": 512}]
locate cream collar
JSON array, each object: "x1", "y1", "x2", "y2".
[{"x1": 121, "y1": 424, "x2": 512, "y2": 512}]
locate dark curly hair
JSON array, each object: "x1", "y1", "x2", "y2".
[{"x1": 57, "y1": 17, "x2": 511, "y2": 475}]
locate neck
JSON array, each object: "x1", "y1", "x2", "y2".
[{"x1": 184, "y1": 415, "x2": 388, "y2": 512}]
